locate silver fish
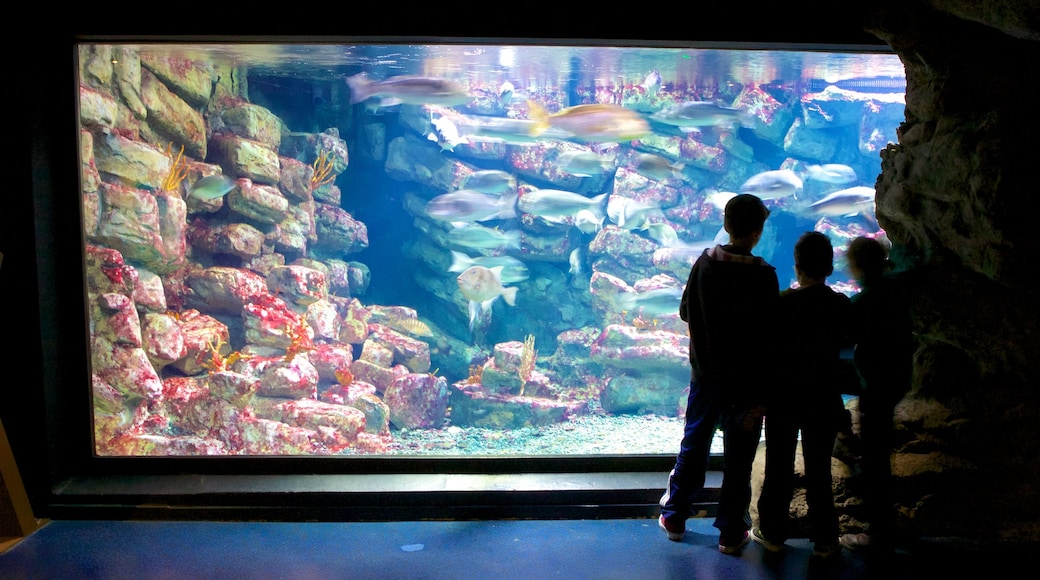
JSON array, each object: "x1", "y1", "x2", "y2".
[
  {"x1": 346, "y1": 73, "x2": 471, "y2": 108},
  {"x1": 646, "y1": 222, "x2": 679, "y2": 247},
  {"x1": 464, "y1": 170, "x2": 517, "y2": 195},
  {"x1": 425, "y1": 190, "x2": 518, "y2": 222},
  {"x1": 557, "y1": 150, "x2": 613, "y2": 177},
  {"x1": 518, "y1": 189, "x2": 609, "y2": 220},
  {"x1": 704, "y1": 189, "x2": 738, "y2": 210},
  {"x1": 448, "y1": 251, "x2": 530, "y2": 284},
  {"x1": 428, "y1": 116, "x2": 466, "y2": 151},
  {"x1": 607, "y1": 196, "x2": 660, "y2": 230},
  {"x1": 188, "y1": 175, "x2": 237, "y2": 200},
  {"x1": 805, "y1": 186, "x2": 875, "y2": 217},
  {"x1": 447, "y1": 222, "x2": 522, "y2": 251},
  {"x1": 574, "y1": 209, "x2": 605, "y2": 235},
  {"x1": 739, "y1": 169, "x2": 803, "y2": 200},
  {"x1": 616, "y1": 287, "x2": 683, "y2": 318},
  {"x1": 650, "y1": 101, "x2": 749, "y2": 130},
  {"x1": 805, "y1": 163, "x2": 858, "y2": 184},
  {"x1": 457, "y1": 265, "x2": 518, "y2": 331},
  {"x1": 568, "y1": 247, "x2": 583, "y2": 276},
  {"x1": 640, "y1": 70, "x2": 662, "y2": 93},
  {"x1": 633, "y1": 153, "x2": 685, "y2": 181}
]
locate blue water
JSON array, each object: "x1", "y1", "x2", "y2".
[{"x1": 80, "y1": 41, "x2": 904, "y2": 456}]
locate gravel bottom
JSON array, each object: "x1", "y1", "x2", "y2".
[{"x1": 353, "y1": 414, "x2": 727, "y2": 456}]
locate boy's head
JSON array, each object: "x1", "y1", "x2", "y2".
[
  {"x1": 794, "y1": 231, "x2": 834, "y2": 280},
  {"x1": 847, "y1": 236, "x2": 889, "y2": 280},
  {"x1": 723, "y1": 194, "x2": 770, "y2": 238}
]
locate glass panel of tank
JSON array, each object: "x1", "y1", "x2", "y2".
[{"x1": 76, "y1": 41, "x2": 905, "y2": 457}]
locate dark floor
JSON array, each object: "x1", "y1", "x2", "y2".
[{"x1": 0, "y1": 517, "x2": 1028, "y2": 580}]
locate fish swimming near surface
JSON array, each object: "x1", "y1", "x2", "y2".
[
  {"x1": 616, "y1": 286, "x2": 684, "y2": 318},
  {"x1": 739, "y1": 169, "x2": 803, "y2": 200},
  {"x1": 557, "y1": 150, "x2": 614, "y2": 177},
  {"x1": 517, "y1": 189, "x2": 610, "y2": 220},
  {"x1": 188, "y1": 175, "x2": 237, "y2": 200},
  {"x1": 633, "y1": 153, "x2": 686, "y2": 182},
  {"x1": 425, "y1": 189, "x2": 518, "y2": 222},
  {"x1": 464, "y1": 170, "x2": 517, "y2": 195},
  {"x1": 649, "y1": 101, "x2": 750, "y2": 131},
  {"x1": 804, "y1": 186, "x2": 876, "y2": 217},
  {"x1": 448, "y1": 251, "x2": 530, "y2": 284},
  {"x1": 527, "y1": 101, "x2": 652, "y2": 143},
  {"x1": 346, "y1": 73, "x2": 471, "y2": 108},
  {"x1": 447, "y1": 222, "x2": 522, "y2": 251},
  {"x1": 457, "y1": 265, "x2": 518, "y2": 331},
  {"x1": 805, "y1": 163, "x2": 858, "y2": 185}
]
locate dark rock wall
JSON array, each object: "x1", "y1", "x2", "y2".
[{"x1": 861, "y1": 1, "x2": 1040, "y2": 541}]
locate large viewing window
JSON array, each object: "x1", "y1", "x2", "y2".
[{"x1": 74, "y1": 40, "x2": 904, "y2": 460}]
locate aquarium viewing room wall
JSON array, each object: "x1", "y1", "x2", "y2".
[{"x1": 7, "y1": 18, "x2": 911, "y2": 520}]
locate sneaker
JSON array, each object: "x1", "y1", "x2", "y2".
[
  {"x1": 658, "y1": 515, "x2": 684, "y2": 541},
  {"x1": 813, "y1": 542, "x2": 841, "y2": 559},
  {"x1": 718, "y1": 530, "x2": 751, "y2": 555},
  {"x1": 751, "y1": 527, "x2": 784, "y2": 553}
]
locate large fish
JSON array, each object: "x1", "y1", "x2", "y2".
[
  {"x1": 606, "y1": 196, "x2": 661, "y2": 230},
  {"x1": 517, "y1": 189, "x2": 610, "y2": 220},
  {"x1": 427, "y1": 116, "x2": 467, "y2": 151},
  {"x1": 448, "y1": 251, "x2": 530, "y2": 284},
  {"x1": 425, "y1": 190, "x2": 518, "y2": 222},
  {"x1": 739, "y1": 169, "x2": 803, "y2": 200},
  {"x1": 805, "y1": 163, "x2": 858, "y2": 185},
  {"x1": 447, "y1": 222, "x2": 522, "y2": 251},
  {"x1": 804, "y1": 186, "x2": 876, "y2": 217},
  {"x1": 464, "y1": 170, "x2": 517, "y2": 195},
  {"x1": 456, "y1": 265, "x2": 518, "y2": 330},
  {"x1": 616, "y1": 286, "x2": 684, "y2": 318},
  {"x1": 650, "y1": 101, "x2": 749, "y2": 130},
  {"x1": 346, "y1": 73, "x2": 471, "y2": 108},
  {"x1": 528, "y1": 101, "x2": 651, "y2": 143},
  {"x1": 455, "y1": 114, "x2": 571, "y2": 145},
  {"x1": 632, "y1": 153, "x2": 685, "y2": 182},
  {"x1": 557, "y1": 150, "x2": 613, "y2": 177}
]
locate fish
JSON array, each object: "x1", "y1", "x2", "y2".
[
  {"x1": 805, "y1": 163, "x2": 858, "y2": 184},
  {"x1": 499, "y1": 81, "x2": 515, "y2": 105},
  {"x1": 616, "y1": 286, "x2": 684, "y2": 318},
  {"x1": 574, "y1": 209, "x2": 605, "y2": 235},
  {"x1": 345, "y1": 73, "x2": 471, "y2": 108},
  {"x1": 557, "y1": 150, "x2": 613, "y2": 177},
  {"x1": 448, "y1": 251, "x2": 530, "y2": 284},
  {"x1": 568, "y1": 247, "x2": 583, "y2": 276},
  {"x1": 804, "y1": 186, "x2": 876, "y2": 217},
  {"x1": 633, "y1": 153, "x2": 685, "y2": 181},
  {"x1": 385, "y1": 317, "x2": 433, "y2": 337},
  {"x1": 705, "y1": 189, "x2": 738, "y2": 210},
  {"x1": 517, "y1": 189, "x2": 610, "y2": 220},
  {"x1": 455, "y1": 114, "x2": 571, "y2": 145},
  {"x1": 652, "y1": 239, "x2": 717, "y2": 269},
  {"x1": 464, "y1": 170, "x2": 517, "y2": 195},
  {"x1": 607, "y1": 196, "x2": 660, "y2": 230},
  {"x1": 425, "y1": 190, "x2": 518, "y2": 222},
  {"x1": 447, "y1": 222, "x2": 522, "y2": 251},
  {"x1": 646, "y1": 222, "x2": 679, "y2": 247},
  {"x1": 456, "y1": 265, "x2": 518, "y2": 330},
  {"x1": 739, "y1": 169, "x2": 803, "y2": 200},
  {"x1": 527, "y1": 101, "x2": 652, "y2": 143},
  {"x1": 188, "y1": 175, "x2": 237, "y2": 200},
  {"x1": 640, "y1": 70, "x2": 662, "y2": 93},
  {"x1": 649, "y1": 101, "x2": 749, "y2": 130},
  {"x1": 428, "y1": 116, "x2": 466, "y2": 151}
]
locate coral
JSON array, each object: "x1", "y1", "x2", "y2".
[
  {"x1": 202, "y1": 336, "x2": 248, "y2": 373},
  {"x1": 465, "y1": 364, "x2": 484, "y2": 385},
  {"x1": 310, "y1": 149, "x2": 336, "y2": 191},
  {"x1": 161, "y1": 142, "x2": 189, "y2": 193},
  {"x1": 518, "y1": 334, "x2": 537, "y2": 389},
  {"x1": 284, "y1": 317, "x2": 314, "y2": 363}
]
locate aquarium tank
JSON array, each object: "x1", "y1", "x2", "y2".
[{"x1": 75, "y1": 41, "x2": 905, "y2": 458}]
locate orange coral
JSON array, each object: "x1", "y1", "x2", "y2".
[
  {"x1": 284, "y1": 318, "x2": 314, "y2": 363},
  {"x1": 202, "y1": 336, "x2": 249, "y2": 373},
  {"x1": 465, "y1": 364, "x2": 484, "y2": 385},
  {"x1": 161, "y1": 142, "x2": 190, "y2": 192},
  {"x1": 310, "y1": 149, "x2": 336, "y2": 190}
]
